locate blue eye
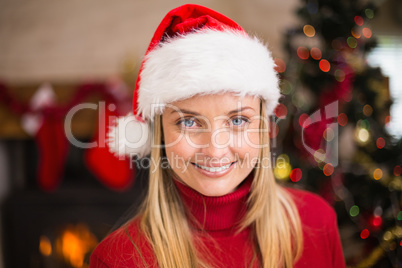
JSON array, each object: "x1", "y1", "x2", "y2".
[
  {"x1": 177, "y1": 118, "x2": 198, "y2": 129},
  {"x1": 183, "y1": 119, "x2": 195, "y2": 127},
  {"x1": 231, "y1": 117, "x2": 248, "y2": 126}
]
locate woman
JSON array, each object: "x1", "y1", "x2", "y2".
[{"x1": 90, "y1": 4, "x2": 345, "y2": 268}]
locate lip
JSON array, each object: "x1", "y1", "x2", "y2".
[{"x1": 191, "y1": 162, "x2": 237, "y2": 178}]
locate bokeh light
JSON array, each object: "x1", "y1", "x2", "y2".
[
  {"x1": 323, "y1": 128, "x2": 335, "y2": 141},
  {"x1": 314, "y1": 149, "x2": 326, "y2": 163},
  {"x1": 363, "y1": 104, "x2": 373, "y2": 117},
  {"x1": 354, "y1": 16, "x2": 364, "y2": 26},
  {"x1": 365, "y1": 8, "x2": 374, "y2": 19},
  {"x1": 362, "y1": 27, "x2": 372, "y2": 38},
  {"x1": 347, "y1": 37, "x2": 357, "y2": 48},
  {"x1": 385, "y1": 115, "x2": 391, "y2": 125},
  {"x1": 274, "y1": 58, "x2": 286, "y2": 73},
  {"x1": 394, "y1": 165, "x2": 401, "y2": 176},
  {"x1": 281, "y1": 80, "x2": 293, "y2": 95},
  {"x1": 334, "y1": 69, "x2": 345, "y2": 82},
  {"x1": 397, "y1": 211, "x2": 402, "y2": 220},
  {"x1": 319, "y1": 59, "x2": 330, "y2": 72},
  {"x1": 350, "y1": 205, "x2": 360, "y2": 217},
  {"x1": 299, "y1": 113, "x2": 311, "y2": 128},
  {"x1": 303, "y1": 25, "x2": 316, "y2": 37},
  {"x1": 290, "y1": 168, "x2": 302, "y2": 182},
  {"x1": 337, "y1": 113, "x2": 348, "y2": 126},
  {"x1": 356, "y1": 127, "x2": 370, "y2": 144},
  {"x1": 274, "y1": 154, "x2": 292, "y2": 180},
  {"x1": 310, "y1": 47, "x2": 322, "y2": 60},
  {"x1": 297, "y1": 46, "x2": 309, "y2": 60},
  {"x1": 351, "y1": 28, "x2": 361, "y2": 39},
  {"x1": 323, "y1": 163, "x2": 334, "y2": 176},
  {"x1": 371, "y1": 216, "x2": 382, "y2": 227},
  {"x1": 376, "y1": 137, "x2": 385, "y2": 149},
  {"x1": 275, "y1": 103, "x2": 288, "y2": 119},
  {"x1": 373, "y1": 168, "x2": 383, "y2": 180},
  {"x1": 360, "y1": 229, "x2": 369, "y2": 239}
]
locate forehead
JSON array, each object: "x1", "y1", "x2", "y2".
[{"x1": 164, "y1": 93, "x2": 261, "y2": 115}]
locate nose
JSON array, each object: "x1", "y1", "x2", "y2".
[{"x1": 199, "y1": 127, "x2": 231, "y2": 159}]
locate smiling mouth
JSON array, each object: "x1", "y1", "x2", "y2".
[{"x1": 192, "y1": 162, "x2": 236, "y2": 173}]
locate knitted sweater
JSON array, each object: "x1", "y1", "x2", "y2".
[{"x1": 90, "y1": 177, "x2": 345, "y2": 267}]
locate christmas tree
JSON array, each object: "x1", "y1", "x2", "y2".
[{"x1": 275, "y1": 0, "x2": 402, "y2": 266}]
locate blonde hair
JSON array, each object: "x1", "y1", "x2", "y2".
[{"x1": 130, "y1": 100, "x2": 303, "y2": 267}]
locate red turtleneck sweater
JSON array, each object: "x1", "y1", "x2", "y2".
[{"x1": 90, "y1": 177, "x2": 345, "y2": 267}]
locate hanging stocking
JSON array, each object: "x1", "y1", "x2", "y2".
[{"x1": 84, "y1": 101, "x2": 134, "y2": 191}]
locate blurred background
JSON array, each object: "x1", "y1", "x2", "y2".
[{"x1": 0, "y1": 0, "x2": 401, "y2": 267}]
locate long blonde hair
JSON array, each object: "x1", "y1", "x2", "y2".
[{"x1": 130, "y1": 100, "x2": 303, "y2": 267}]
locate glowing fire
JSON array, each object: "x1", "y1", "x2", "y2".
[{"x1": 55, "y1": 223, "x2": 98, "y2": 268}]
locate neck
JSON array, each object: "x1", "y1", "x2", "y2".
[{"x1": 173, "y1": 175, "x2": 253, "y2": 234}]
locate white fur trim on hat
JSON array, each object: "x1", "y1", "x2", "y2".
[
  {"x1": 137, "y1": 29, "x2": 280, "y2": 120},
  {"x1": 107, "y1": 113, "x2": 151, "y2": 158}
]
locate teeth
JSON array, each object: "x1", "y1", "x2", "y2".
[{"x1": 195, "y1": 163, "x2": 232, "y2": 172}]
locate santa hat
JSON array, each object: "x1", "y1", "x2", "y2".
[{"x1": 108, "y1": 4, "x2": 281, "y2": 158}]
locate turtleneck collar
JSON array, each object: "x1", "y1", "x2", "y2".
[{"x1": 173, "y1": 175, "x2": 253, "y2": 234}]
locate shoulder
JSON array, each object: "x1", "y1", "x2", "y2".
[
  {"x1": 284, "y1": 188, "x2": 346, "y2": 267},
  {"x1": 284, "y1": 187, "x2": 337, "y2": 229},
  {"x1": 90, "y1": 218, "x2": 155, "y2": 268}
]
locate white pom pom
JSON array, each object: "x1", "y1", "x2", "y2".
[{"x1": 107, "y1": 113, "x2": 151, "y2": 158}]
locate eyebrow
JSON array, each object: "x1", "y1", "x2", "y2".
[{"x1": 170, "y1": 106, "x2": 255, "y2": 115}]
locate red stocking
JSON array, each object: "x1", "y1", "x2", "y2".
[
  {"x1": 84, "y1": 102, "x2": 134, "y2": 191},
  {"x1": 36, "y1": 114, "x2": 69, "y2": 191}
]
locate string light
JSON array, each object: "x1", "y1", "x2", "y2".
[
  {"x1": 323, "y1": 127, "x2": 335, "y2": 141},
  {"x1": 365, "y1": 9, "x2": 374, "y2": 19},
  {"x1": 363, "y1": 104, "x2": 373, "y2": 117},
  {"x1": 350, "y1": 205, "x2": 360, "y2": 217},
  {"x1": 385, "y1": 115, "x2": 391, "y2": 125},
  {"x1": 290, "y1": 168, "x2": 302, "y2": 182},
  {"x1": 351, "y1": 28, "x2": 361, "y2": 39},
  {"x1": 303, "y1": 25, "x2": 316, "y2": 37},
  {"x1": 373, "y1": 168, "x2": 383, "y2": 180},
  {"x1": 376, "y1": 137, "x2": 385, "y2": 149},
  {"x1": 274, "y1": 58, "x2": 286, "y2": 73},
  {"x1": 310, "y1": 47, "x2": 322, "y2": 60},
  {"x1": 335, "y1": 69, "x2": 345, "y2": 82},
  {"x1": 371, "y1": 216, "x2": 383, "y2": 228},
  {"x1": 394, "y1": 165, "x2": 401, "y2": 176},
  {"x1": 347, "y1": 37, "x2": 358, "y2": 48},
  {"x1": 280, "y1": 80, "x2": 293, "y2": 95},
  {"x1": 362, "y1": 27, "x2": 372, "y2": 38},
  {"x1": 323, "y1": 163, "x2": 334, "y2": 176},
  {"x1": 360, "y1": 229, "x2": 370, "y2": 239},
  {"x1": 354, "y1": 16, "x2": 364, "y2": 26},
  {"x1": 274, "y1": 103, "x2": 287, "y2": 119},
  {"x1": 297, "y1": 46, "x2": 309, "y2": 59},
  {"x1": 337, "y1": 113, "x2": 348, "y2": 126},
  {"x1": 355, "y1": 126, "x2": 370, "y2": 144},
  {"x1": 397, "y1": 211, "x2": 402, "y2": 221},
  {"x1": 314, "y1": 149, "x2": 326, "y2": 163},
  {"x1": 319, "y1": 59, "x2": 331, "y2": 72},
  {"x1": 274, "y1": 154, "x2": 292, "y2": 180},
  {"x1": 299, "y1": 113, "x2": 311, "y2": 128}
]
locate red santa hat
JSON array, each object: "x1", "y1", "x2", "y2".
[{"x1": 108, "y1": 4, "x2": 281, "y2": 158}]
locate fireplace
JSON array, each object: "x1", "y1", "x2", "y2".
[{"x1": 1, "y1": 139, "x2": 148, "y2": 268}]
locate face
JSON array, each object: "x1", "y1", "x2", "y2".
[{"x1": 161, "y1": 93, "x2": 261, "y2": 196}]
